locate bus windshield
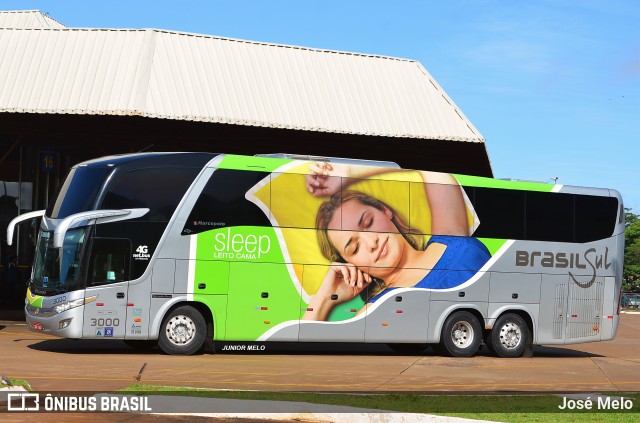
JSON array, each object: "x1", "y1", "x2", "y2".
[
  {"x1": 32, "y1": 228, "x2": 87, "y2": 294},
  {"x1": 46, "y1": 166, "x2": 113, "y2": 219}
]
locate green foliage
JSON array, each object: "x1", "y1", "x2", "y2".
[
  {"x1": 624, "y1": 209, "x2": 640, "y2": 292},
  {"x1": 6, "y1": 379, "x2": 31, "y2": 390}
]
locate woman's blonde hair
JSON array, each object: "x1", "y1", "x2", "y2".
[{"x1": 315, "y1": 190, "x2": 426, "y2": 299}]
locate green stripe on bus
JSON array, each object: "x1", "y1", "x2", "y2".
[
  {"x1": 454, "y1": 174, "x2": 555, "y2": 192},
  {"x1": 218, "y1": 154, "x2": 292, "y2": 172}
]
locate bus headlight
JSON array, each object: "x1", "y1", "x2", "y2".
[
  {"x1": 54, "y1": 298, "x2": 86, "y2": 314},
  {"x1": 53, "y1": 296, "x2": 96, "y2": 314}
]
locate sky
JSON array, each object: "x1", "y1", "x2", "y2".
[{"x1": 4, "y1": 0, "x2": 640, "y2": 211}]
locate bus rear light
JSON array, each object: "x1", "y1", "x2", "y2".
[
  {"x1": 396, "y1": 310, "x2": 403, "y2": 314},
  {"x1": 33, "y1": 322, "x2": 43, "y2": 331}
]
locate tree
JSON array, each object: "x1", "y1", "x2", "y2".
[{"x1": 623, "y1": 208, "x2": 640, "y2": 292}]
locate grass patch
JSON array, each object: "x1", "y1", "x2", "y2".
[
  {"x1": 120, "y1": 385, "x2": 639, "y2": 422},
  {"x1": 5, "y1": 379, "x2": 32, "y2": 391}
]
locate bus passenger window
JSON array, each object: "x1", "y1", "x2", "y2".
[
  {"x1": 183, "y1": 169, "x2": 271, "y2": 234},
  {"x1": 574, "y1": 195, "x2": 618, "y2": 242},
  {"x1": 526, "y1": 192, "x2": 573, "y2": 242},
  {"x1": 88, "y1": 238, "x2": 131, "y2": 286},
  {"x1": 471, "y1": 187, "x2": 525, "y2": 240}
]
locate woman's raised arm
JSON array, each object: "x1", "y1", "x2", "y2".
[
  {"x1": 305, "y1": 162, "x2": 469, "y2": 237},
  {"x1": 418, "y1": 171, "x2": 468, "y2": 236}
]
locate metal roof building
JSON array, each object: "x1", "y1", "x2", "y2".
[
  {"x1": 0, "y1": 10, "x2": 491, "y2": 175},
  {"x1": 1, "y1": 25, "x2": 483, "y2": 143}
]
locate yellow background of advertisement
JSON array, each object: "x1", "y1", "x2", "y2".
[{"x1": 253, "y1": 162, "x2": 476, "y2": 296}]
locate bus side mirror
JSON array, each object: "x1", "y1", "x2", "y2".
[{"x1": 6, "y1": 210, "x2": 45, "y2": 246}]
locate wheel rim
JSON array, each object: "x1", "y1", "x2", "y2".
[
  {"x1": 499, "y1": 321, "x2": 522, "y2": 349},
  {"x1": 165, "y1": 315, "x2": 197, "y2": 346},
  {"x1": 450, "y1": 321, "x2": 474, "y2": 348}
]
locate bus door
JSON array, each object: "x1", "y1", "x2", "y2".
[{"x1": 82, "y1": 238, "x2": 132, "y2": 339}]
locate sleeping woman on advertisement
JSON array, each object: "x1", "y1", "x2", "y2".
[{"x1": 302, "y1": 162, "x2": 491, "y2": 321}]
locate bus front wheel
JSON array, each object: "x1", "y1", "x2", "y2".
[
  {"x1": 489, "y1": 313, "x2": 529, "y2": 358},
  {"x1": 158, "y1": 305, "x2": 206, "y2": 355},
  {"x1": 438, "y1": 311, "x2": 482, "y2": 357}
]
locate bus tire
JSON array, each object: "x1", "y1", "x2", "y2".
[
  {"x1": 158, "y1": 305, "x2": 206, "y2": 355},
  {"x1": 387, "y1": 343, "x2": 429, "y2": 354},
  {"x1": 438, "y1": 311, "x2": 481, "y2": 357},
  {"x1": 490, "y1": 313, "x2": 529, "y2": 358}
]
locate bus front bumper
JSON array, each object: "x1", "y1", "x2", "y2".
[{"x1": 25, "y1": 304, "x2": 84, "y2": 338}]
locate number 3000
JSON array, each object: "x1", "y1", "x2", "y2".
[{"x1": 90, "y1": 318, "x2": 120, "y2": 327}]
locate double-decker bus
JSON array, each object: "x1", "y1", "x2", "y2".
[{"x1": 7, "y1": 153, "x2": 625, "y2": 357}]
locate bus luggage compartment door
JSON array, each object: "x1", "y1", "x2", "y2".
[
  {"x1": 225, "y1": 262, "x2": 301, "y2": 341},
  {"x1": 364, "y1": 289, "x2": 431, "y2": 343}
]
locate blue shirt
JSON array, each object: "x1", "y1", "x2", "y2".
[{"x1": 368, "y1": 236, "x2": 491, "y2": 303}]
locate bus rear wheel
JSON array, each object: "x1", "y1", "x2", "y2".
[
  {"x1": 158, "y1": 305, "x2": 206, "y2": 355},
  {"x1": 438, "y1": 311, "x2": 481, "y2": 357},
  {"x1": 489, "y1": 313, "x2": 529, "y2": 358}
]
